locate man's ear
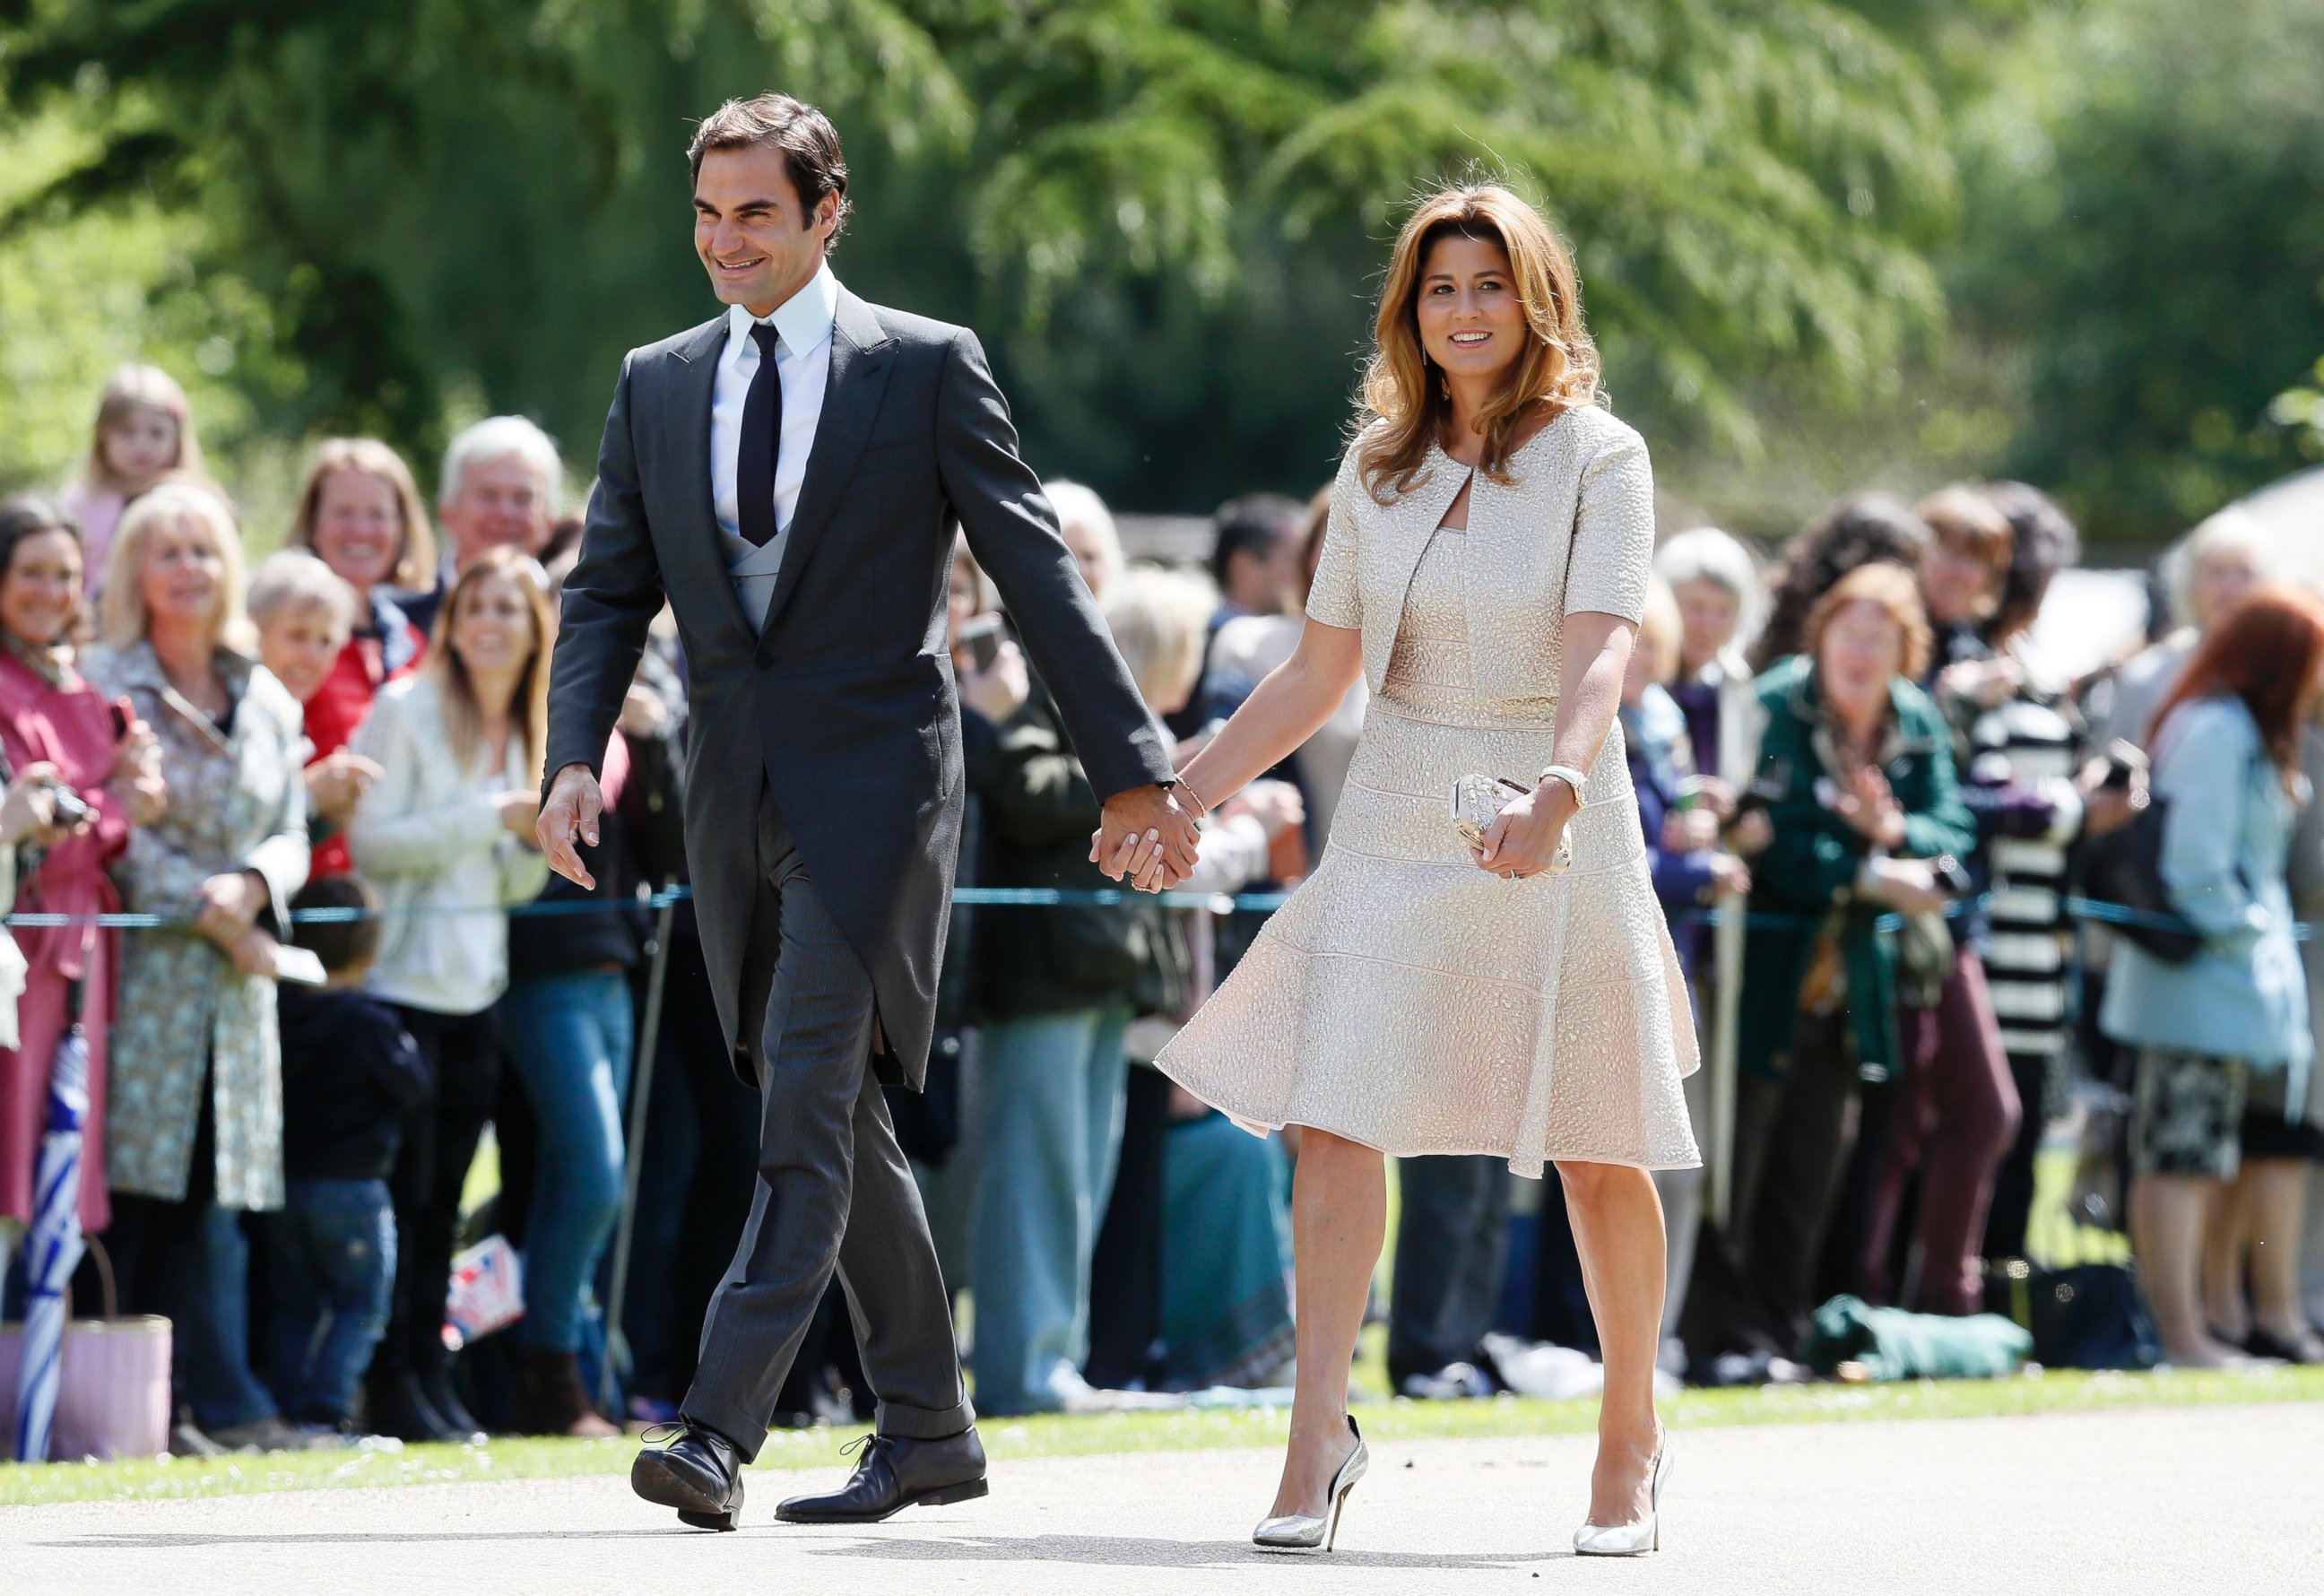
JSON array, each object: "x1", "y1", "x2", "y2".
[{"x1": 815, "y1": 191, "x2": 841, "y2": 242}]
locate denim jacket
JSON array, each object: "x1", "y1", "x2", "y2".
[{"x1": 2100, "y1": 695, "x2": 2311, "y2": 1099}]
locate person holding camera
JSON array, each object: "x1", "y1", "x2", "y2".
[{"x1": 0, "y1": 495, "x2": 165, "y2": 1266}]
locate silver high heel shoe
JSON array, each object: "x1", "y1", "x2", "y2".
[
  {"x1": 1253, "y1": 1415, "x2": 1368, "y2": 1552},
  {"x1": 1572, "y1": 1433, "x2": 1671, "y2": 1557}
]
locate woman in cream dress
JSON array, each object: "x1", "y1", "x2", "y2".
[{"x1": 1119, "y1": 187, "x2": 1696, "y2": 1555}]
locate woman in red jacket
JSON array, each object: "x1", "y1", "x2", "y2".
[{"x1": 282, "y1": 439, "x2": 435, "y2": 876}]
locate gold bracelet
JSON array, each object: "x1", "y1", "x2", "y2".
[{"x1": 1175, "y1": 774, "x2": 1210, "y2": 820}]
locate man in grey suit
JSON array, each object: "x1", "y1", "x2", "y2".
[{"x1": 537, "y1": 93, "x2": 1200, "y2": 1530}]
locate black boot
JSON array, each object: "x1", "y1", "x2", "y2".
[
  {"x1": 633, "y1": 1423, "x2": 747, "y2": 1531},
  {"x1": 416, "y1": 1354, "x2": 487, "y2": 1443},
  {"x1": 372, "y1": 1370, "x2": 465, "y2": 1444},
  {"x1": 775, "y1": 1427, "x2": 987, "y2": 1524}
]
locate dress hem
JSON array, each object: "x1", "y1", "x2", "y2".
[{"x1": 1158, "y1": 1079, "x2": 1703, "y2": 1179}]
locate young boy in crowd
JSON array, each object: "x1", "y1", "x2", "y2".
[{"x1": 262, "y1": 874, "x2": 429, "y2": 1433}]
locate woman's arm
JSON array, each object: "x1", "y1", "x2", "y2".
[
  {"x1": 240, "y1": 711, "x2": 313, "y2": 929},
  {"x1": 2154, "y1": 703, "x2": 2269, "y2": 945},
  {"x1": 1173, "y1": 618, "x2": 1363, "y2": 820},
  {"x1": 1478, "y1": 612, "x2": 1635, "y2": 876}
]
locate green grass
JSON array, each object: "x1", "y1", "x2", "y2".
[{"x1": 4, "y1": 1365, "x2": 2318, "y2": 1508}]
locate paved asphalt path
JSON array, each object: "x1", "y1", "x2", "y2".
[{"x1": 6, "y1": 1402, "x2": 2317, "y2": 1595}]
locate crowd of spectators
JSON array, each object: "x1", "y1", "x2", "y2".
[{"x1": 1, "y1": 361, "x2": 2320, "y2": 1456}]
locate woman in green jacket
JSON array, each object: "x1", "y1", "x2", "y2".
[{"x1": 1720, "y1": 562, "x2": 1973, "y2": 1352}]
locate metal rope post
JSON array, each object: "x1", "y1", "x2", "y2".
[{"x1": 599, "y1": 894, "x2": 678, "y2": 1415}]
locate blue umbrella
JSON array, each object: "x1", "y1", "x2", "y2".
[{"x1": 13, "y1": 993, "x2": 90, "y2": 1465}]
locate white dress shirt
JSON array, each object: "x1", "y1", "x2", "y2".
[{"x1": 710, "y1": 263, "x2": 840, "y2": 630}]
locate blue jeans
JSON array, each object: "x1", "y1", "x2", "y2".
[
  {"x1": 971, "y1": 1005, "x2": 1131, "y2": 1415},
  {"x1": 262, "y1": 1178, "x2": 396, "y2": 1423},
  {"x1": 501, "y1": 969, "x2": 634, "y2": 1353}
]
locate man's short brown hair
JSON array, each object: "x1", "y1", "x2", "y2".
[{"x1": 688, "y1": 93, "x2": 851, "y2": 246}]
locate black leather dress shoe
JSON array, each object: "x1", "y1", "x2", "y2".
[
  {"x1": 632, "y1": 1424, "x2": 747, "y2": 1530},
  {"x1": 775, "y1": 1427, "x2": 988, "y2": 1523}
]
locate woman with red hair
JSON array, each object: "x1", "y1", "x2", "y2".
[{"x1": 2101, "y1": 584, "x2": 2324, "y2": 1366}]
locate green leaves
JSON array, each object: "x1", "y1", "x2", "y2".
[{"x1": 0, "y1": 0, "x2": 1965, "y2": 513}]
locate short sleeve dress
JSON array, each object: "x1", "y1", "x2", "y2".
[{"x1": 1154, "y1": 404, "x2": 1700, "y2": 1176}]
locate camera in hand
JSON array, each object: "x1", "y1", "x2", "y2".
[
  {"x1": 1929, "y1": 853, "x2": 1975, "y2": 898},
  {"x1": 39, "y1": 778, "x2": 91, "y2": 828}
]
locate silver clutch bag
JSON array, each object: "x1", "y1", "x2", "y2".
[{"x1": 1450, "y1": 774, "x2": 1574, "y2": 874}]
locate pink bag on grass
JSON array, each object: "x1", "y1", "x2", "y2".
[{"x1": 0, "y1": 1241, "x2": 170, "y2": 1462}]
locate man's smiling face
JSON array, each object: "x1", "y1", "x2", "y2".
[{"x1": 693, "y1": 143, "x2": 836, "y2": 317}]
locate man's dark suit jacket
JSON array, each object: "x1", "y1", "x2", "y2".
[{"x1": 544, "y1": 288, "x2": 1173, "y2": 1088}]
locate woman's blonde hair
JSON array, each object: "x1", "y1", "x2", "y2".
[
  {"x1": 1104, "y1": 567, "x2": 1218, "y2": 712},
  {"x1": 81, "y1": 363, "x2": 202, "y2": 492},
  {"x1": 288, "y1": 438, "x2": 438, "y2": 592},
  {"x1": 1636, "y1": 577, "x2": 1684, "y2": 689},
  {"x1": 426, "y1": 544, "x2": 554, "y2": 787},
  {"x1": 1046, "y1": 479, "x2": 1123, "y2": 597},
  {"x1": 100, "y1": 481, "x2": 251, "y2": 653},
  {"x1": 1805, "y1": 562, "x2": 1933, "y2": 684},
  {"x1": 1357, "y1": 184, "x2": 1599, "y2": 501}
]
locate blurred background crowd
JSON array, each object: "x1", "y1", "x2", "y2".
[
  {"x1": 2, "y1": 371, "x2": 2321, "y2": 1458},
  {"x1": 3, "y1": 0, "x2": 2324, "y2": 1458}
]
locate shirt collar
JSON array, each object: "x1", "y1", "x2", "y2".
[{"x1": 726, "y1": 262, "x2": 840, "y2": 360}]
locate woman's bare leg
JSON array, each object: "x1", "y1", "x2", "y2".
[
  {"x1": 1557, "y1": 1159, "x2": 1667, "y2": 1527},
  {"x1": 2131, "y1": 1172, "x2": 2242, "y2": 1366},
  {"x1": 1269, "y1": 1128, "x2": 1385, "y2": 1518},
  {"x1": 2201, "y1": 1172, "x2": 2251, "y2": 1341},
  {"x1": 2241, "y1": 1158, "x2": 2316, "y2": 1344}
]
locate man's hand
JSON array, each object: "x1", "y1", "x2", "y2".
[
  {"x1": 1090, "y1": 783, "x2": 1201, "y2": 893},
  {"x1": 537, "y1": 762, "x2": 603, "y2": 889}
]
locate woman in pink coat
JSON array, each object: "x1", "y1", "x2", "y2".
[{"x1": 0, "y1": 496, "x2": 165, "y2": 1237}]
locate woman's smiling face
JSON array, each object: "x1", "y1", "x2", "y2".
[
  {"x1": 1, "y1": 529, "x2": 82, "y2": 648},
  {"x1": 1415, "y1": 230, "x2": 1528, "y2": 394}
]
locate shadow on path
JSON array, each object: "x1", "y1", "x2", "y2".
[
  {"x1": 39, "y1": 1528, "x2": 1565, "y2": 1571},
  {"x1": 812, "y1": 1532, "x2": 1562, "y2": 1571}
]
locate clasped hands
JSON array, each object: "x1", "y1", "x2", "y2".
[
  {"x1": 195, "y1": 868, "x2": 280, "y2": 978},
  {"x1": 1088, "y1": 783, "x2": 1202, "y2": 893}
]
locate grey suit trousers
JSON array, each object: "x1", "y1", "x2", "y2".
[{"x1": 681, "y1": 785, "x2": 974, "y2": 1457}]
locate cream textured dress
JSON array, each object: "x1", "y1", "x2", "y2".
[{"x1": 1155, "y1": 404, "x2": 1701, "y2": 1176}]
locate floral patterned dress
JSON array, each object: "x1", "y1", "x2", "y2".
[{"x1": 87, "y1": 643, "x2": 309, "y2": 1211}]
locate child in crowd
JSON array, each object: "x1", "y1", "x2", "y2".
[
  {"x1": 58, "y1": 362, "x2": 204, "y2": 593},
  {"x1": 263, "y1": 873, "x2": 429, "y2": 1433}
]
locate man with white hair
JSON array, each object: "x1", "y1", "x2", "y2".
[{"x1": 405, "y1": 416, "x2": 564, "y2": 634}]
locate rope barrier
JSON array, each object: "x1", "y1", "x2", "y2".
[{"x1": 0, "y1": 881, "x2": 2289, "y2": 941}]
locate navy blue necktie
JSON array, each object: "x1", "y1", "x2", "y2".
[{"x1": 737, "y1": 322, "x2": 783, "y2": 547}]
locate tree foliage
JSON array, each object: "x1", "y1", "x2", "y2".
[
  {"x1": 1, "y1": 0, "x2": 1955, "y2": 514},
  {"x1": 1951, "y1": 0, "x2": 2324, "y2": 540}
]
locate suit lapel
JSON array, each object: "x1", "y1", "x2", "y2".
[
  {"x1": 758, "y1": 290, "x2": 896, "y2": 643},
  {"x1": 665, "y1": 316, "x2": 757, "y2": 644}
]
